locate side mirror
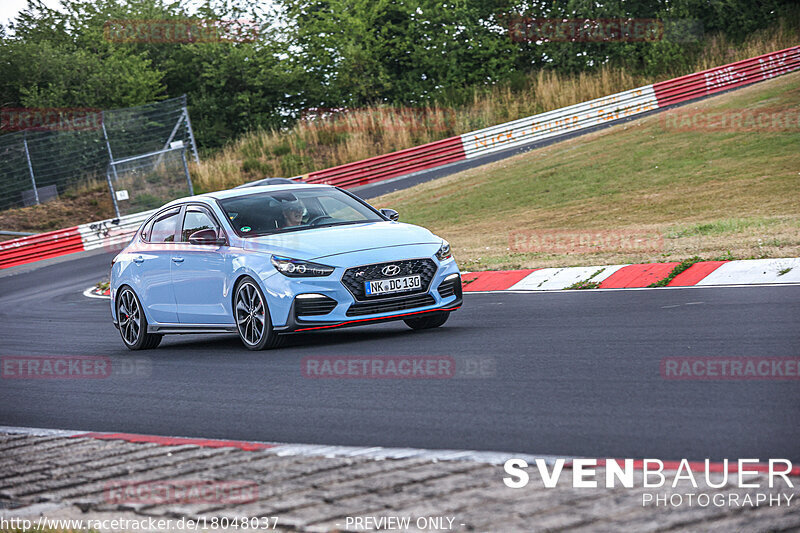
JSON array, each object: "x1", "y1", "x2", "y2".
[
  {"x1": 380, "y1": 208, "x2": 399, "y2": 221},
  {"x1": 188, "y1": 228, "x2": 225, "y2": 246}
]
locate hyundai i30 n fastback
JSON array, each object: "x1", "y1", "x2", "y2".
[{"x1": 110, "y1": 184, "x2": 462, "y2": 350}]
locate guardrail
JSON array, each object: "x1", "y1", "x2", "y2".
[
  {"x1": 0, "y1": 227, "x2": 84, "y2": 268},
  {"x1": 1, "y1": 45, "x2": 798, "y2": 269},
  {"x1": 304, "y1": 45, "x2": 798, "y2": 186},
  {"x1": 0, "y1": 210, "x2": 154, "y2": 269},
  {"x1": 76, "y1": 210, "x2": 155, "y2": 253},
  {"x1": 306, "y1": 136, "x2": 465, "y2": 188}
]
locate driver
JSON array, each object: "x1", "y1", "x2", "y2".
[{"x1": 279, "y1": 200, "x2": 304, "y2": 227}]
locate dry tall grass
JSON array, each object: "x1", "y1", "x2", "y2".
[{"x1": 193, "y1": 21, "x2": 799, "y2": 193}]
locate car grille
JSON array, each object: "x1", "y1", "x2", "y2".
[
  {"x1": 437, "y1": 275, "x2": 462, "y2": 299},
  {"x1": 341, "y1": 258, "x2": 438, "y2": 301},
  {"x1": 295, "y1": 295, "x2": 338, "y2": 317},
  {"x1": 346, "y1": 293, "x2": 436, "y2": 317}
]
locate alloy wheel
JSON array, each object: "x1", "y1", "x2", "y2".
[
  {"x1": 235, "y1": 281, "x2": 266, "y2": 346},
  {"x1": 118, "y1": 289, "x2": 141, "y2": 346}
]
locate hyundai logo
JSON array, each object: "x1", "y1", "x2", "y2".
[{"x1": 382, "y1": 264, "x2": 401, "y2": 276}]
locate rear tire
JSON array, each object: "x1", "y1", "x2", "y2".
[
  {"x1": 404, "y1": 311, "x2": 450, "y2": 330},
  {"x1": 117, "y1": 287, "x2": 163, "y2": 350},
  {"x1": 234, "y1": 277, "x2": 285, "y2": 350}
]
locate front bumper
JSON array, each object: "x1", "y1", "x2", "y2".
[
  {"x1": 271, "y1": 257, "x2": 463, "y2": 333},
  {"x1": 275, "y1": 295, "x2": 462, "y2": 333}
]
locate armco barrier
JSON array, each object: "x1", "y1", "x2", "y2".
[
  {"x1": 0, "y1": 211, "x2": 154, "y2": 269},
  {"x1": 304, "y1": 45, "x2": 798, "y2": 183},
  {"x1": 652, "y1": 47, "x2": 800, "y2": 107},
  {"x1": 0, "y1": 227, "x2": 83, "y2": 269},
  {"x1": 1, "y1": 46, "x2": 798, "y2": 269},
  {"x1": 76, "y1": 210, "x2": 154, "y2": 253},
  {"x1": 306, "y1": 135, "x2": 465, "y2": 188},
  {"x1": 459, "y1": 85, "x2": 658, "y2": 159}
]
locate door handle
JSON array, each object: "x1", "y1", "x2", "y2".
[
  {"x1": 171, "y1": 257, "x2": 185, "y2": 263},
  {"x1": 133, "y1": 256, "x2": 144, "y2": 264}
]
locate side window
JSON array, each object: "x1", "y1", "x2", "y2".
[
  {"x1": 149, "y1": 209, "x2": 181, "y2": 243},
  {"x1": 181, "y1": 207, "x2": 221, "y2": 242}
]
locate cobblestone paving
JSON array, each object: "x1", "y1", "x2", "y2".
[{"x1": 1, "y1": 434, "x2": 798, "y2": 532}]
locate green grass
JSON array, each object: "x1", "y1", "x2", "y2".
[
  {"x1": 666, "y1": 217, "x2": 780, "y2": 239},
  {"x1": 564, "y1": 280, "x2": 601, "y2": 290},
  {"x1": 648, "y1": 256, "x2": 703, "y2": 287},
  {"x1": 375, "y1": 71, "x2": 800, "y2": 270},
  {"x1": 564, "y1": 268, "x2": 607, "y2": 290}
]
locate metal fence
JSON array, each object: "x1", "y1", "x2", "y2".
[
  {"x1": 106, "y1": 143, "x2": 194, "y2": 217},
  {"x1": 0, "y1": 95, "x2": 198, "y2": 217}
]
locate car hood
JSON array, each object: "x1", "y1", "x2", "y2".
[{"x1": 241, "y1": 221, "x2": 441, "y2": 262}]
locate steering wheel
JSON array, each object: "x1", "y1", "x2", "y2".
[{"x1": 307, "y1": 215, "x2": 334, "y2": 226}]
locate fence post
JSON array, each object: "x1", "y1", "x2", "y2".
[
  {"x1": 181, "y1": 149, "x2": 194, "y2": 195},
  {"x1": 22, "y1": 132, "x2": 40, "y2": 205},
  {"x1": 101, "y1": 110, "x2": 120, "y2": 182},
  {"x1": 155, "y1": 108, "x2": 187, "y2": 167},
  {"x1": 105, "y1": 168, "x2": 121, "y2": 218},
  {"x1": 182, "y1": 98, "x2": 200, "y2": 164}
]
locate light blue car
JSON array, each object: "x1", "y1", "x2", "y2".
[{"x1": 110, "y1": 183, "x2": 462, "y2": 350}]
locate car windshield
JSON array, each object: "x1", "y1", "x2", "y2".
[{"x1": 218, "y1": 187, "x2": 384, "y2": 237}]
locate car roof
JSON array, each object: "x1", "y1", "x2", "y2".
[
  {"x1": 163, "y1": 183, "x2": 331, "y2": 207},
  {"x1": 234, "y1": 177, "x2": 298, "y2": 188}
]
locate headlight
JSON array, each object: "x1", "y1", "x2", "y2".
[
  {"x1": 436, "y1": 240, "x2": 452, "y2": 261},
  {"x1": 271, "y1": 256, "x2": 334, "y2": 277}
]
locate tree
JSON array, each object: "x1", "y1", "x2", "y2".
[
  {"x1": 280, "y1": 0, "x2": 516, "y2": 106},
  {"x1": 0, "y1": 0, "x2": 299, "y2": 149},
  {"x1": 0, "y1": 0, "x2": 165, "y2": 109}
]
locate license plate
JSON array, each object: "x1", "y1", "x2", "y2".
[{"x1": 365, "y1": 275, "x2": 422, "y2": 296}]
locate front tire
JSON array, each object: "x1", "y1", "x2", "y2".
[
  {"x1": 234, "y1": 277, "x2": 284, "y2": 350},
  {"x1": 117, "y1": 287, "x2": 163, "y2": 350},
  {"x1": 404, "y1": 311, "x2": 450, "y2": 330}
]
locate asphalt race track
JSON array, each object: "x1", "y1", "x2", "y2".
[{"x1": 1, "y1": 252, "x2": 799, "y2": 462}]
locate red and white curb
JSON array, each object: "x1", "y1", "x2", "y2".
[
  {"x1": 3, "y1": 425, "x2": 798, "y2": 476},
  {"x1": 461, "y1": 258, "x2": 800, "y2": 292},
  {"x1": 83, "y1": 286, "x2": 111, "y2": 299},
  {"x1": 83, "y1": 258, "x2": 800, "y2": 300}
]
